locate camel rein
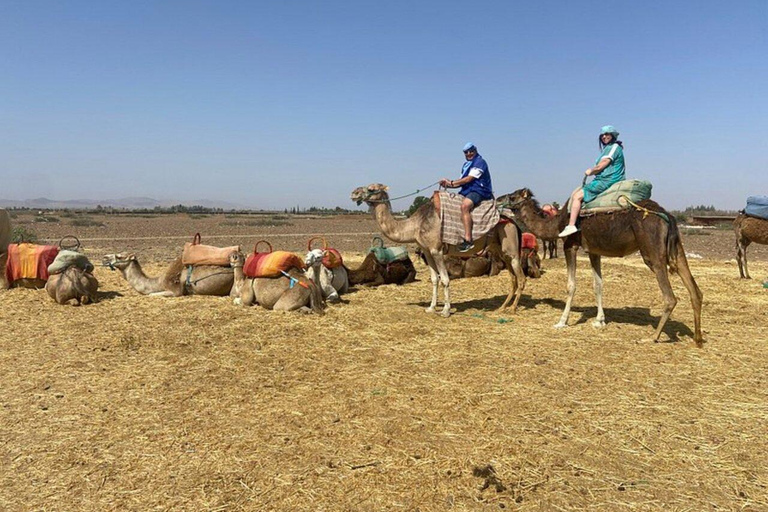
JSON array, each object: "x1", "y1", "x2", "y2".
[{"x1": 362, "y1": 180, "x2": 443, "y2": 204}]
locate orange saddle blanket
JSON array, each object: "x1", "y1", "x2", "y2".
[
  {"x1": 5, "y1": 243, "x2": 60, "y2": 282},
  {"x1": 244, "y1": 250, "x2": 305, "y2": 278}
]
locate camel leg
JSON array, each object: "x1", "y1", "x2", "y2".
[
  {"x1": 737, "y1": 237, "x2": 751, "y2": 279},
  {"x1": 648, "y1": 262, "x2": 678, "y2": 343},
  {"x1": 496, "y1": 224, "x2": 524, "y2": 312},
  {"x1": 432, "y1": 251, "x2": 451, "y2": 317},
  {"x1": 238, "y1": 282, "x2": 256, "y2": 306},
  {"x1": 555, "y1": 245, "x2": 578, "y2": 329},
  {"x1": 674, "y1": 243, "x2": 704, "y2": 346},
  {"x1": 274, "y1": 288, "x2": 312, "y2": 313},
  {"x1": 149, "y1": 290, "x2": 176, "y2": 297},
  {"x1": 589, "y1": 253, "x2": 605, "y2": 327},
  {"x1": 422, "y1": 249, "x2": 440, "y2": 314}
]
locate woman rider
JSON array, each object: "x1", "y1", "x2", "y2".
[{"x1": 558, "y1": 125, "x2": 626, "y2": 237}]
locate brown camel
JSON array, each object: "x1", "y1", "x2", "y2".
[
  {"x1": 734, "y1": 213, "x2": 768, "y2": 279},
  {"x1": 498, "y1": 188, "x2": 703, "y2": 345},
  {"x1": 352, "y1": 183, "x2": 525, "y2": 316},
  {"x1": 347, "y1": 251, "x2": 417, "y2": 286},
  {"x1": 102, "y1": 253, "x2": 236, "y2": 297},
  {"x1": 45, "y1": 266, "x2": 99, "y2": 305},
  {"x1": 229, "y1": 253, "x2": 324, "y2": 314},
  {"x1": 0, "y1": 209, "x2": 11, "y2": 290},
  {"x1": 542, "y1": 239, "x2": 558, "y2": 259},
  {"x1": 415, "y1": 248, "x2": 504, "y2": 279}
]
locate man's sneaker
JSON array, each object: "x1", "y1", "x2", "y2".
[
  {"x1": 458, "y1": 239, "x2": 473, "y2": 252},
  {"x1": 558, "y1": 225, "x2": 579, "y2": 238}
]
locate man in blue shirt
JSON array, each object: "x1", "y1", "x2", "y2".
[{"x1": 440, "y1": 142, "x2": 494, "y2": 251}]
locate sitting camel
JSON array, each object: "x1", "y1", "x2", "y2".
[
  {"x1": 46, "y1": 266, "x2": 99, "y2": 305},
  {"x1": 352, "y1": 184, "x2": 525, "y2": 317},
  {"x1": 304, "y1": 249, "x2": 349, "y2": 303},
  {"x1": 499, "y1": 188, "x2": 703, "y2": 345},
  {"x1": 347, "y1": 251, "x2": 417, "y2": 286},
  {"x1": 416, "y1": 248, "x2": 504, "y2": 279},
  {"x1": 734, "y1": 212, "x2": 768, "y2": 279},
  {"x1": 229, "y1": 253, "x2": 324, "y2": 314},
  {"x1": 102, "y1": 253, "x2": 236, "y2": 297}
]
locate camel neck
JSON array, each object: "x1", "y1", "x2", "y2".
[
  {"x1": 122, "y1": 260, "x2": 165, "y2": 294},
  {"x1": 371, "y1": 201, "x2": 419, "y2": 243},
  {"x1": 517, "y1": 201, "x2": 563, "y2": 240}
]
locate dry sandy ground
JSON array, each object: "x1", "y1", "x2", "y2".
[{"x1": 1, "y1": 213, "x2": 767, "y2": 511}]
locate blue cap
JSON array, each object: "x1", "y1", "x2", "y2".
[
  {"x1": 600, "y1": 125, "x2": 619, "y2": 137},
  {"x1": 463, "y1": 142, "x2": 476, "y2": 152}
]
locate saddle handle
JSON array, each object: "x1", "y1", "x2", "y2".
[
  {"x1": 307, "y1": 236, "x2": 328, "y2": 252},
  {"x1": 192, "y1": 232, "x2": 202, "y2": 245},
  {"x1": 58, "y1": 235, "x2": 81, "y2": 251},
  {"x1": 253, "y1": 240, "x2": 273, "y2": 254},
  {"x1": 371, "y1": 236, "x2": 385, "y2": 249}
]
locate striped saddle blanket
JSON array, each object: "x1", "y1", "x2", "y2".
[
  {"x1": 244, "y1": 250, "x2": 305, "y2": 278},
  {"x1": 439, "y1": 192, "x2": 500, "y2": 246},
  {"x1": 5, "y1": 243, "x2": 60, "y2": 282}
]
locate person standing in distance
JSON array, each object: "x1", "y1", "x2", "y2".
[{"x1": 440, "y1": 142, "x2": 494, "y2": 252}]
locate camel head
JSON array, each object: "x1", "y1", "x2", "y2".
[
  {"x1": 304, "y1": 248, "x2": 325, "y2": 268},
  {"x1": 228, "y1": 252, "x2": 245, "y2": 267},
  {"x1": 102, "y1": 253, "x2": 136, "y2": 271},
  {"x1": 498, "y1": 188, "x2": 536, "y2": 212},
  {"x1": 351, "y1": 183, "x2": 389, "y2": 206}
]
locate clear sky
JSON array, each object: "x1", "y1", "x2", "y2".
[{"x1": 1, "y1": 0, "x2": 766, "y2": 210}]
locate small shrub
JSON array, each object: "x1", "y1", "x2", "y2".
[
  {"x1": 59, "y1": 211, "x2": 77, "y2": 218},
  {"x1": 188, "y1": 214, "x2": 210, "y2": 219},
  {"x1": 11, "y1": 226, "x2": 38, "y2": 243},
  {"x1": 221, "y1": 219, "x2": 293, "y2": 227}
]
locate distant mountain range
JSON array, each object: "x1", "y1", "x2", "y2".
[{"x1": 0, "y1": 197, "x2": 249, "y2": 210}]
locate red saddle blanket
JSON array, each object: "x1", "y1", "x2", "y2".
[
  {"x1": 244, "y1": 250, "x2": 305, "y2": 278},
  {"x1": 522, "y1": 233, "x2": 538, "y2": 250},
  {"x1": 6, "y1": 243, "x2": 60, "y2": 282}
]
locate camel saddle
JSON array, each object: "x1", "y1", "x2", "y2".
[
  {"x1": 5, "y1": 243, "x2": 59, "y2": 283},
  {"x1": 182, "y1": 233, "x2": 240, "y2": 267},
  {"x1": 436, "y1": 191, "x2": 500, "y2": 246},
  {"x1": 48, "y1": 250, "x2": 94, "y2": 275},
  {"x1": 521, "y1": 232, "x2": 538, "y2": 251},
  {"x1": 244, "y1": 241, "x2": 305, "y2": 278},
  {"x1": 570, "y1": 179, "x2": 653, "y2": 215},
  {"x1": 307, "y1": 237, "x2": 343, "y2": 269},
  {"x1": 369, "y1": 236, "x2": 409, "y2": 264}
]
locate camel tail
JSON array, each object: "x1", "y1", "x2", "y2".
[{"x1": 665, "y1": 212, "x2": 681, "y2": 274}]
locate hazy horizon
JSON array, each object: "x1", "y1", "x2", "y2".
[{"x1": 2, "y1": 1, "x2": 766, "y2": 211}]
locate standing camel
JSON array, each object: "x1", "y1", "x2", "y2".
[
  {"x1": 351, "y1": 183, "x2": 525, "y2": 317},
  {"x1": 734, "y1": 213, "x2": 768, "y2": 279},
  {"x1": 103, "y1": 253, "x2": 236, "y2": 297},
  {"x1": 498, "y1": 188, "x2": 703, "y2": 345}
]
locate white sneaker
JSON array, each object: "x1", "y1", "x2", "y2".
[{"x1": 558, "y1": 225, "x2": 578, "y2": 238}]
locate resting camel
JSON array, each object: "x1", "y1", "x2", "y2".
[
  {"x1": 46, "y1": 266, "x2": 99, "y2": 305},
  {"x1": 498, "y1": 188, "x2": 703, "y2": 345},
  {"x1": 229, "y1": 253, "x2": 324, "y2": 314},
  {"x1": 734, "y1": 213, "x2": 768, "y2": 279},
  {"x1": 347, "y1": 251, "x2": 417, "y2": 286},
  {"x1": 304, "y1": 249, "x2": 349, "y2": 303},
  {"x1": 415, "y1": 248, "x2": 504, "y2": 279},
  {"x1": 351, "y1": 183, "x2": 525, "y2": 317},
  {"x1": 102, "y1": 253, "x2": 235, "y2": 297},
  {"x1": 0, "y1": 209, "x2": 11, "y2": 290}
]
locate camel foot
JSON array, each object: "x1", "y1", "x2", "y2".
[
  {"x1": 440, "y1": 308, "x2": 451, "y2": 318},
  {"x1": 298, "y1": 306, "x2": 313, "y2": 314},
  {"x1": 425, "y1": 306, "x2": 436, "y2": 314},
  {"x1": 591, "y1": 319, "x2": 605, "y2": 328},
  {"x1": 233, "y1": 297, "x2": 243, "y2": 306},
  {"x1": 553, "y1": 322, "x2": 567, "y2": 329},
  {"x1": 327, "y1": 294, "x2": 341, "y2": 304}
]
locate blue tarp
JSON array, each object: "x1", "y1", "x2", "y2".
[{"x1": 745, "y1": 196, "x2": 768, "y2": 220}]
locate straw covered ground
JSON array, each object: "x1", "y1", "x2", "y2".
[{"x1": 1, "y1": 213, "x2": 767, "y2": 511}]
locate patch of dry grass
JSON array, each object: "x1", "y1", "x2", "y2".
[{"x1": 1, "y1": 250, "x2": 767, "y2": 510}]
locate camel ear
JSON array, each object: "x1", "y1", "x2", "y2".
[{"x1": 522, "y1": 189, "x2": 530, "y2": 199}]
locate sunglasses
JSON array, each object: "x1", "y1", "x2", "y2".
[{"x1": 463, "y1": 149, "x2": 475, "y2": 154}]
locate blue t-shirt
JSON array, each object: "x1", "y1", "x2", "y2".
[{"x1": 459, "y1": 154, "x2": 493, "y2": 200}]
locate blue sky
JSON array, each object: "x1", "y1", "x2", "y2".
[{"x1": 1, "y1": 0, "x2": 766, "y2": 210}]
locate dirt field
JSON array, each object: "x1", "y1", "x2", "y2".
[{"x1": 2, "y1": 212, "x2": 767, "y2": 511}]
